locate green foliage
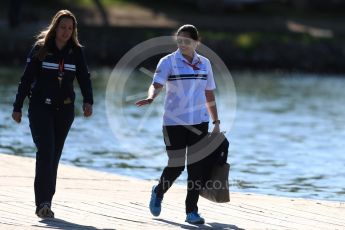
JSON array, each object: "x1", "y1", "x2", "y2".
[
  {"x1": 235, "y1": 33, "x2": 261, "y2": 50},
  {"x1": 200, "y1": 30, "x2": 333, "y2": 52}
]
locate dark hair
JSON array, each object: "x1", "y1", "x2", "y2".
[
  {"x1": 176, "y1": 24, "x2": 199, "y2": 41},
  {"x1": 35, "y1": 10, "x2": 81, "y2": 61}
]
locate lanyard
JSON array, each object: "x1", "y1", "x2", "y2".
[
  {"x1": 58, "y1": 59, "x2": 64, "y2": 77},
  {"x1": 182, "y1": 59, "x2": 201, "y2": 70},
  {"x1": 58, "y1": 59, "x2": 64, "y2": 88}
]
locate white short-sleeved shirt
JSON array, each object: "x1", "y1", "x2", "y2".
[{"x1": 153, "y1": 49, "x2": 216, "y2": 126}]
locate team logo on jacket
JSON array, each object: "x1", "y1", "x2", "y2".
[{"x1": 45, "y1": 98, "x2": 52, "y2": 105}]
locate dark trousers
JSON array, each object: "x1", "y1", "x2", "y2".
[
  {"x1": 28, "y1": 104, "x2": 74, "y2": 207},
  {"x1": 156, "y1": 122, "x2": 209, "y2": 214}
]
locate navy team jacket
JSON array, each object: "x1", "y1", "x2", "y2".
[{"x1": 13, "y1": 40, "x2": 93, "y2": 112}]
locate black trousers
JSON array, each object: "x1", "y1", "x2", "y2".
[
  {"x1": 28, "y1": 104, "x2": 74, "y2": 207},
  {"x1": 156, "y1": 122, "x2": 209, "y2": 214}
]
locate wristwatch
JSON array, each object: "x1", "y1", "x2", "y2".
[{"x1": 212, "y1": 120, "x2": 220, "y2": 124}]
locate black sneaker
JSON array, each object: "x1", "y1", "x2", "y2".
[{"x1": 36, "y1": 202, "x2": 54, "y2": 218}]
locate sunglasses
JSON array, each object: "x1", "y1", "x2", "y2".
[{"x1": 176, "y1": 38, "x2": 193, "y2": 46}]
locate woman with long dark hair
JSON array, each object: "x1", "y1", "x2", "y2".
[{"x1": 12, "y1": 9, "x2": 93, "y2": 218}]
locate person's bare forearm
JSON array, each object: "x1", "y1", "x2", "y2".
[
  {"x1": 135, "y1": 82, "x2": 163, "y2": 106},
  {"x1": 205, "y1": 90, "x2": 219, "y2": 123},
  {"x1": 148, "y1": 83, "x2": 163, "y2": 100}
]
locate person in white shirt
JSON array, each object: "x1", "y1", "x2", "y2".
[{"x1": 136, "y1": 24, "x2": 220, "y2": 224}]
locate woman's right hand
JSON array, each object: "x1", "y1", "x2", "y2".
[
  {"x1": 135, "y1": 98, "x2": 153, "y2": 107},
  {"x1": 12, "y1": 112, "x2": 22, "y2": 123}
]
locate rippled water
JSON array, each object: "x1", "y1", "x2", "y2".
[{"x1": 1, "y1": 67, "x2": 345, "y2": 201}]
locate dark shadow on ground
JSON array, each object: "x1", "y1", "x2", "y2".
[
  {"x1": 155, "y1": 218, "x2": 245, "y2": 230},
  {"x1": 33, "y1": 218, "x2": 114, "y2": 230}
]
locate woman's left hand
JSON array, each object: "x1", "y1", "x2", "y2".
[
  {"x1": 83, "y1": 103, "x2": 93, "y2": 117},
  {"x1": 212, "y1": 123, "x2": 220, "y2": 133}
]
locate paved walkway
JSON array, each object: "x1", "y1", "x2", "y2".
[{"x1": 1, "y1": 154, "x2": 345, "y2": 230}]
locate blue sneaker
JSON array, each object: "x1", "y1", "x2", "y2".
[
  {"x1": 149, "y1": 185, "x2": 162, "y2": 216},
  {"x1": 185, "y1": 211, "x2": 205, "y2": 224}
]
